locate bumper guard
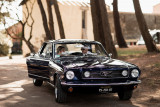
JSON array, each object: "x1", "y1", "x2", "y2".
[{"x1": 61, "y1": 80, "x2": 141, "y2": 86}]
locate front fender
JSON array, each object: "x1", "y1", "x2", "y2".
[{"x1": 48, "y1": 61, "x2": 65, "y2": 85}]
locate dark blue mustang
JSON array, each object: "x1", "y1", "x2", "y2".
[{"x1": 26, "y1": 39, "x2": 141, "y2": 103}]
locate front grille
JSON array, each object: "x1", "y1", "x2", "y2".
[{"x1": 83, "y1": 70, "x2": 128, "y2": 79}]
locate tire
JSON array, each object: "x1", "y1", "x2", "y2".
[
  {"x1": 118, "y1": 90, "x2": 133, "y2": 100},
  {"x1": 55, "y1": 77, "x2": 67, "y2": 103},
  {"x1": 33, "y1": 79, "x2": 43, "y2": 86}
]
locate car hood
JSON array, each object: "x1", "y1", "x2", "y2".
[{"x1": 54, "y1": 57, "x2": 136, "y2": 69}]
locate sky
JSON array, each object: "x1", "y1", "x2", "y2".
[
  {"x1": 106, "y1": 0, "x2": 160, "y2": 13},
  {"x1": 0, "y1": 0, "x2": 22, "y2": 30},
  {"x1": 64, "y1": 0, "x2": 160, "y2": 13},
  {"x1": 0, "y1": 0, "x2": 160, "y2": 30}
]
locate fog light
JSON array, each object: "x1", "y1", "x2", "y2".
[
  {"x1": 122, "y1": 70, "x2": 128, "y2": 76},
  {"x1": 84, "y1": 71, "x2": 90, "y2": 78}
]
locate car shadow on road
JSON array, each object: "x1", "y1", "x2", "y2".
[
  {"x1": 1, "y1": 81, "x2": 139, "y2": 107},
  {"x1": 0, "y1": 62, "x2": 139, "y2": 107}
]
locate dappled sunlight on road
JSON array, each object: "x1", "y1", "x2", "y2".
[
  {"x1": 0, "y1": 79, "x2": 32, "y2": 106},
  {"x1": 0, "y1": 79, "x2": 32, "y2": 95},
  {"x1": 0, "y1": 55, "x2": 26, "y2": 65},
  {"x1": 0, "y1": 54, "x2": 160, "y2": 106},
  {"x1": 0, "y1": 56, "x2": 32, "y2": 106},
  {"x1": 0, "y1": 55, "x2": 139, "y2": 107}
]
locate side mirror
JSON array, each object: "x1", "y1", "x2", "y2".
[
  {"x1": 109, "y1": 53, "x2": 112, "y2": 58},
  {"x1": 30, "y1": 53, "x2": 35, "y2": 56}
]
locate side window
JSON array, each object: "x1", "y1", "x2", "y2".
[{"x1": 40, "y1": 43, "x2": 52, "y2": 58}]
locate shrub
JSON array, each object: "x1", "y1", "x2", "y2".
[{"x1": 0, "y1": 44, "x2": 9, "y2": 56}]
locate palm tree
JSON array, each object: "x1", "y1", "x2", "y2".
[
  {"x1": 113, "y1": 0, "x2": 128, "y2": 48},
  {"x1": 133, "y1": 0, "x2": 159, "y2": 52}
]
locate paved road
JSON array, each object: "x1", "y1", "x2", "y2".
[{"x1": 0, "y1": 55, "x2": 148, "y2": 107}]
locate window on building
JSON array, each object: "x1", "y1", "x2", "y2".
[{"x1": 82, "y1": 10, "x2": 86, "y2": 29}]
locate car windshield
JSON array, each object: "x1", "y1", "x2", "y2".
[{"x1": 54, "y1": 43, "x2": 107, "y2": 58}]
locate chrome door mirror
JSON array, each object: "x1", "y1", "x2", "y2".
[
  {"x1": 30, "y1": 53, "x2": 35, "y2": 56},
  {"x1": 109, "y1": 53, "x2": 112, "y2": 58}
]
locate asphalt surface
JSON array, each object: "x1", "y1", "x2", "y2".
[{"x1": 0, "y1": 55, "x2": 142, "y2": 107}]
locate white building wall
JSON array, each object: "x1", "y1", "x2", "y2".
[{"x1": 22, "y1": 1, "x2": 109, "y2": 55}]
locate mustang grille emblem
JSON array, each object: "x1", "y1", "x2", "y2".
[{"x1": 100, "y1": 71, "x2": 112, "y2": 77}]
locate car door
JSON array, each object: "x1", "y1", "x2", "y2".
[
  {"x1": 27, "y1": 54, "x2": 39, "y2": 78},
  {"x1": 27, "y1": 43, "x2": 46, "y2": 79},
  {"x1": 36, "y1": 42, "x2": 53, "y2": 79}
]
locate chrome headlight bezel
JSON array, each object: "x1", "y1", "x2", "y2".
[
  {"x1": 131, "y1": 69, "x2": 139, "y2": 78},
  {"x1": 84, "y1": 71, "x2": 90, "y2": 78},
  {"x1": 122, "y1": 70, "x2": 128, "y2": 77},
  {"x1": 66, "y1": 71, "x2": 75, "y2": 80}
]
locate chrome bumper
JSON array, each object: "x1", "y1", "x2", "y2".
[{"x1": 61, "y1": 80, "x2": 141, "y2": 86}]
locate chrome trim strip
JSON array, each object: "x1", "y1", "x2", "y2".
[
  {"x1": 61, "y1": 80, "x2": 141, "y2": 86},
  {"x1": 47, "y1": 82, "x2": 55, "y2": 88},
  {"x1": 82, "y1": 77, "x2": 129, "y2": 79},
  {"x1": 28, "y1": 73, "x2": 49, "y2": 79},
  {"x1": 28, "y1": 58, "x2": 49, "y2": 62}
]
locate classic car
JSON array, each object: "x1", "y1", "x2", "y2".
[
  {"x1": 137, "y1": 29, "x2": 160, "y2": 45},
  {"x1": 26, "y1": 39, "x2": 141, "y2": 103}
]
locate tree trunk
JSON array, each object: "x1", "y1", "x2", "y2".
[
  {"x1": 21, "y1": 26, "x2": 35, "y2": 53},
  {"x1": 90, "y1": 0, "x2": 105, "y2": 46},
  {"x1": 53, "y1": 0, "x2": 65, "y2": 39},
  {"x1": 46, "y1": 0, "x2": 55, "y2": 40},
  {"x1": 133, "y1": 0, "x2": 159, "y2": 52},
  {"x1": 37, "y1": 0, "x2": 52, "y2": 40},
  {"x1": 113, "y1": 0, "x2": 128, "y2": 48},
  {"x1": 23, "y1": 38, "x2": 35, "y2": 53},
  {"x1": 90, "y1": 0, "x2": 118, "y2": 58}
]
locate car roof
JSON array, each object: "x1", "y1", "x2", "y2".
[{"x1": 47, "y1": 39, "x2": 101, "y2": 44}]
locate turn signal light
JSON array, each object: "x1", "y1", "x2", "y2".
[
  {"x1": 134, "y1": 85, "x2": 137, "y2": 89},
  {"x1": 68, "y1": 87, "x2": 73, "y2": 92}
]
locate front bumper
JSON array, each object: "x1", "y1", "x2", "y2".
[{"x1": 61, "y1": 80, "x2": 141, "y2": 87}]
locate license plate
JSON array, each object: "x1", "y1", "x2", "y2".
[{"x1": 99, "y1": 86, "x2": 112, "y2": 93}]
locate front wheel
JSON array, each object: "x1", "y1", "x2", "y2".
[
  {"x1": 55, "y1": 77, "x2": 67, "y2": 103},
  {"x1": 33, "y1": 79, "x2": 43, "y2": 86},
  {"x1": 118, "y1": 90, "x2": 133, "y2": 100}
]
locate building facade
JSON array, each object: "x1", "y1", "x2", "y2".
[
  {"x1": 153, "y1": 3, "x2": 160, "y2": 14},
  {"x1": 21, "y1": 0, "x2": 160, "y2": 56}
]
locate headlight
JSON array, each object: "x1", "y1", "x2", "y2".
[
  {"x1": 122, "y1": 70, "x2": 128, "y2": 76},
  {"x1": 84, "y1": 71, "x2": 90, "y2": 78},
  {"x1": 66, "y1": 71, "x2": 75, "y2": 80},
  {"x1": 131, "y1": 69, "x2": 139, "y2": 78}
]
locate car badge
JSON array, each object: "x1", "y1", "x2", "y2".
[{"x1": 100, "y1": 71, "x2": 112, "y2": 77}]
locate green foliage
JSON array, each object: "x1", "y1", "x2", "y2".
[
  {"x1": 0, "y1": 12, "x2": 10, "y2": 23},
  {"x1": 0, "y1": 44, "x2": 9, "y2": 56},
  {"x1": 153, "y1": 63, "x2": 160, "y2": 68},
  {"x1": 16, "y1": 32, "x2": 22, "y2": 38}
]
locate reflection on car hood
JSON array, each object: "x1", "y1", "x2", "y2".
[{"x1": 54, "y1": 57, "x2": 136, "y2": 69}]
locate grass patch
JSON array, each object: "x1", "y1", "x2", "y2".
[
  {"x1": 153, "y1": 63, "x2": 160, "y2": 68},
  {"x1": 117, "y1": 46, "x2": 147, "y2": 56}
]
